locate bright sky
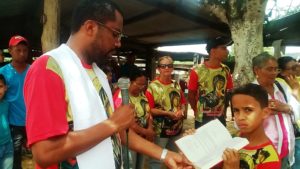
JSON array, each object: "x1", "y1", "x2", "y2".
[
  {"x1": 266, "y1": 0, "x2": 300, "y2": 20},
  {"x1": 156, "y1": 0, "x2": 300, "y2": 56}
]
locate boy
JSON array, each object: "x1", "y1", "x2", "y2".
[
  {"x1": 0, "y1": 35, "x2": 30, "y2": 169},
  {"x1": 222, "y1": 83, "x2": 281, "y2": 169},
  {"x1": 0, "y1": 74, "x2": 13, "y2": 169}
]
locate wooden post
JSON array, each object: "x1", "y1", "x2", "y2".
[
  {"x1": 41, "y1": 0, "x2": 60, "y2": 52},
  {"x1": 145, "y1": 49, "x2": 157, "y2": 80}
]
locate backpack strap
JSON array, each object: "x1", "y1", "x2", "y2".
[{"x1": 274, "y1": 80, "x2": 287, "y2": 102}]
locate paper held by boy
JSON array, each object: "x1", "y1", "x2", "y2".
[{"x1": 175, "y1": 119, "x2": 249, "y2": 169}]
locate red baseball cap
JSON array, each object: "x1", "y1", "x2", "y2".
[{"x1": 9, "y1": 35, "x2": 28, "y2": 47}]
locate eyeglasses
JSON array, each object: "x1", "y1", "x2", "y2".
[
  {"x1": 158, "y1": 64, "x2": 174, "y2": 69},
  {"x1": 262, "y1": 67, "x2": 281, "y2": 73},
  {"x1": 94, "y1": 21, "x2": 126, "y2": 41}
]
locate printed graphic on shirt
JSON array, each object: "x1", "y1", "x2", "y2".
[
  {"x1": 239, "y1": 144, "x2": 280, "y2": 169},
  {"x1": 129, "y1": 94, "x2": 150, "y2": 128},
  {"x1": 193, "y1": 64, "x2": 229, "y2": 121},
  {"x1": 99, "y1": 87, "x2": 122, "y2": 169},
  {"x1": 147, "y1": 80, "x2": 183, "y2": 137}
]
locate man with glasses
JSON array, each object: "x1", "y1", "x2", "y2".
[
  {"x1": 24, "y1": 0, "x2": 191, "y2": 169},
  {"x1": 188, "y1": 37, "x2": 233, "y2": 128}
]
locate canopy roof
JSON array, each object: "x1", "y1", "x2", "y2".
[{"x1": 0, "y1": 0, "x2": 299, "y2": 56}]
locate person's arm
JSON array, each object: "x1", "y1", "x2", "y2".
[
  {"x1": 188, "y1": 90, "x2": 198, "y2": 114},
  {"x1": 130, "y1": 122, "x2": 147, "y2": 135},
  {"x1": 122, "y1": 129, "x2": 192, "y2": 168},
  {"x1": 32, "y1": 105, "x2": 134, "y2": 168},
  {"x1": 187, "y1": 69, "x2": 199, "y2": 115},
  {"x1": 145, "y1": 89, "x2": 176, "y2": 118},
  {"x1": 268, "y1": 99, "x2": 293, "y2": 114}
]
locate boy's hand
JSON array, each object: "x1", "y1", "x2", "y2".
[{"x1": 222, "y1": 148, "x2": 239, "y2": 169}]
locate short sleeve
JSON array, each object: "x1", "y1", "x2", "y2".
[
  {"x1": 188, "y1": 69, "x2": 198, "y2": 91},
  {"x1": 24, "y1": 56, "x2": 69, "y2": 147}
]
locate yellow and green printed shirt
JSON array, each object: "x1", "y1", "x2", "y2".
[
  {"x1": 188, "y1": 63, "x2": 233, "y2": 122},
  {"x1": 145, "y1": 79, "x2": 186, "y2": 137}
]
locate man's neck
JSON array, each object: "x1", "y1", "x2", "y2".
[
  {"x1": 205, "y1": 58, "x2": 221, "y2": 68},
  {"x1": 11, "y1": 61, "x2": 27, "y2": 73}
]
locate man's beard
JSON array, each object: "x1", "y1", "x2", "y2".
[{"x1": 87, "y1": 37, "x2": 114, "y2": 67}]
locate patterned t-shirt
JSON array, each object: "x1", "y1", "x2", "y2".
[
  {"x1": 25, "y1": 56, "x2": 122, "y2": 169},
  {"x1": 239, "y1": 140, "x2": 281, "y2": 169},
  {"x1": 188, "y1": 62, "x2": 233, "y2": 122},
  {"x1": 113, "y1": 89, "x2": 151, "y2": 129},
  {"x1": 145, "y1": 79, "x2": 186, "y2": 137}
]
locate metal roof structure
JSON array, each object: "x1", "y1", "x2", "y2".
[{"x1": 0, "y1": 0, "x2": 299, "y2": 58}]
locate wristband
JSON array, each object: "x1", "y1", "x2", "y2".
[{"x1": 160, "y1": 148, "x2": 168, "y2": 161}]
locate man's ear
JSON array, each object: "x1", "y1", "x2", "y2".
[
  {"x1": 82, "y1": 20, "x2": 98, "y2": 36},
  {"x1": 262, "y1": 107, "x2": 272, "y2": 119}
]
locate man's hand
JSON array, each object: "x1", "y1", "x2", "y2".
[
  {"x1": 222, "y1": 148, "x2": 239, "y2": 169},
  {"x1": 163, "y1": 151, "x2": 193, "y2": 169},
  {"x1": 109, "y1": 104, "x2": 135, "y2": 132}
]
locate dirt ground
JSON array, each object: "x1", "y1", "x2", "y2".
[{"x1": 22, "y1": 106, "x2": 237, "y2": 169}]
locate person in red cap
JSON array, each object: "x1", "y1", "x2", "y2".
[
  {"x1": 0, "y1": 35, "x2": 30, "y2": 169},
  {"x1": 188, "y1": 36, "x2": 234, "y2": 129}
]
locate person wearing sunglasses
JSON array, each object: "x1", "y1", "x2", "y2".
[
  {"x1": 23, "y1": 1, "x2": 192, "y2": 169},
  {"x1": 188, "y1": 37, "x2": 233, "y2": 129},
  {"x1": 145, "y1": 56, "x2": 187, "y2": 169}
]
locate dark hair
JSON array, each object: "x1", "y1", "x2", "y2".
[
  {"x1": 231, "y1": 83, "x2": 268, "y2": 108},
  {"x1": 129, "y1": 70, "x2": 146, "y2": 82},
  {"x1": 71, "y1": 0, "x2": 123, "y2": 33},
  {"x1": 102, "y1": 65, "x2": 112, "y2": 74},
  {"x1": 0, "y1": 74, "x2": 6, "y2": 85},
  {"x1": 205, "y1": 36, "x2": 232, "y2": 54},
  {"x1": 278, "y1": 56, "x2": 296, "y2": 70}
]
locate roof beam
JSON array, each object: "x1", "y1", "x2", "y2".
[
  {"x1": 125, "y1": 9, "x2": 163, "y2": 25},
  {"x1": 130, "y1": 26, "x2": 203, "y2": 38},
  {"x1": 136, "y1": 0, "x2": 230, "y2": 34}
]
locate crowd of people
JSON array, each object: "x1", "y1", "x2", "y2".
[{"x1": 0, "y1": 0, "x2": 300, "y2": 169}]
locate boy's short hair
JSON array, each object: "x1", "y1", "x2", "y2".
[
  {"x1": 0, "y1": 74, "x2": 6, "y2": 85},
  {"x1": 231, "y1": 83, "x2": 268, "y2": 108}
]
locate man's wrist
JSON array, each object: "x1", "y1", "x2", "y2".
[
  {"x1": 104, "y1": 120, "x2": 118, "y2": 133},
  {"x1": 160, "y1": 148, "x2": 168, "y2": 161}
]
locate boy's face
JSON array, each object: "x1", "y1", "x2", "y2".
[
  {"x1": 232, "y1": 94, "x2": 268, "y2": 134},
  {"x1": 0, "y1": 80, "x2": 7, "y2": 100}
]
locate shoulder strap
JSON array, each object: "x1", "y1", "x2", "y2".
[{"x1": 274, "y1": 80, "x2": 287, "y2": 102}]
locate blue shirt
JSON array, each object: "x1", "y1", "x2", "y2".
[
  {"x1": 0, "y1": 100, "x2": 11, "y2": 144},
  {"x1": 0, "y1": 63, "x2": 29, "y2": 126}
]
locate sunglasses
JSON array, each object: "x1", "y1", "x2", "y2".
[{"x1": 158, "y1": 64, "x2": 174, "y2": 69}]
